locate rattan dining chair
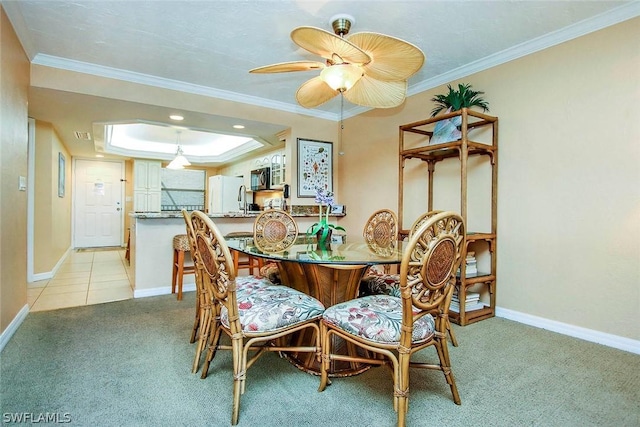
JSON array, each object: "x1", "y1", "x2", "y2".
[
  {"x1": 319, "y1": 212, "x2": 465, "y2": 427},
  {"x1": 361, "y1": 210, "x2": 442, "y2": 296},
  {"x1": 360, "y1": 210, "x2": 458, "y2": 346},
  {"x1": 182, "y1": 210, "x2": 271, "y2": 375},
  {"x1": 360, "y1": 208, "x2": 399, "y2": 292},
  {"x1": 253, "y1": 209, "x2": 298, "y2": 252},
  {"x1": 182, "y1": 210, "x2": 203, "y2": 345},
  {"x1": 363, "y1": 209, "x2": 398, "y2": 261},
  {"x1": 189, "y1": 210, "x2": 325, "y2": 425},
  {"x1": 361, "y1": 208, "x2": 399, "y2": 295},
  {"x1": 253, "y1": 210, "x2": 298, "y2": 283}
]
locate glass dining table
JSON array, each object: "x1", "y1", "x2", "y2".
[{"x1": 226, "y1": 234, "x2": 404, "y2": 377}]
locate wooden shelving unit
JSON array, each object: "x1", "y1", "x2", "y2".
[{"x1": 398, "y1": 108, "x2": 498, "y2": 326}]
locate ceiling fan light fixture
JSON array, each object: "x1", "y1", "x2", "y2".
[
  {"x1": 320, "y1": 63, "x2": 363, "y2": 92},
  {"x1": 251, "y1": 14, "x2": 424, "y2": 109}
]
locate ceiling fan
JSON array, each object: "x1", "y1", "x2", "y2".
[{"x1": 249, "y1": 14, "x2": 425, "y2": 109}]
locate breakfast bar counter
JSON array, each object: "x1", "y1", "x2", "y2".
[{"x1": 128, "y1": 211, "x2": 344, "y2": 298}]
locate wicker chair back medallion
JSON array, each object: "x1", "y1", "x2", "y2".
[
  {"x1": 425, "y1": 238, "x2": 456, "y2": 286},
  {"x1": 364, "y1": 209, "x2": 398, "y2": 248},
  {"x1": 254, "y1": 210, "x2": 298, "y2": 253},
  {"x1": 402, "y1": 213, "x2": 465, "y2": 311}
]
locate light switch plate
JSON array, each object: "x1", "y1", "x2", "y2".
[{"x1": 19, "y1": 176, "x2": 27, "y2": 191}]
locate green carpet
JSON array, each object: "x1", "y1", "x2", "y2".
[{"x1": 1, "y1": 293, "x2": 639, "y2": 426}]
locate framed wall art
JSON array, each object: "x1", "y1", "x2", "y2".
[
  {"x1": 58, "y1": 152, "x2": 66, "y2": 198},
  {"x1": 297, "y1": 138, "x2": 333, "y2": 197},
  {"x1": 330, "y1": 204, "x2": 345, "y2": 214}
]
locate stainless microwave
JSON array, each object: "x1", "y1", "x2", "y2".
[{"x1": 250, "y1": 167, "x2": 270, "y2": 191}]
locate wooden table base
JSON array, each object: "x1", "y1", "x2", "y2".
[{"x1": 278, "y1": 261, "x2": 371, "y2": 377}]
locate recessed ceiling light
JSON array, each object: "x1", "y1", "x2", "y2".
[
  {"x1": 170, "y1": 115, "x2": 184, "y2": 121},
  {"x1": 233, "y1": 124, "x2": 245, "y2": 129},
  {"x1": 96, "y1": 154, "x2": 104, "y2": 158}
]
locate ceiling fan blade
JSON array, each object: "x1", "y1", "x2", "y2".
[
  {"x1": 296, "y1": 76, "x2": 339, "y2": 108},
  {"x1": 291, "y1": 27, "x2": 371, "y2": 64},
  {"x1": 347, "y1": 32, "x2": 425, "y2": 81},
  {"x1": 343, "y1": 76, "x2": 407, "y2": 109},
  {"x1": 249, "y1": 61, "x2": 326, "y2": 73}
]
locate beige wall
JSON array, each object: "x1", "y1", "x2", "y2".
[
  {"x1": 0, "y1": 6, "x2": 29, "y2": 333},
  {"x1": 33, "y1": 120, "x2": 72, "y2": 274},
  {"x1": 30, "y1": 67, "x2": 338, "y2": 206},
  {"x1": 2, "y1": 11, "x2": 637, "y2": 345},
  {"x1": 340, "y1": 18, "x2": 640, "y2": 341}
]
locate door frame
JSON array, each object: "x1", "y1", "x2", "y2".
[
  {"x1": 72, "y1": 158, "x2": 126, "y2": 249},
  {"x1": 27, "y1": 118, "x2": 36, "y2": 282}
]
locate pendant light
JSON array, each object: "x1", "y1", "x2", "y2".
[{"x1": 167, "y1": 130, "x2": 190, "y2": 170}]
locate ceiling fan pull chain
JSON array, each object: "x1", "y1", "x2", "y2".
[{"x1": 339, "y1": 93, "x2": 345, "y2": 156}]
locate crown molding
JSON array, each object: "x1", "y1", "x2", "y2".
[
  {"x1": 340, "y1": 3, "x2": 640, "y2": 120},
  {"x1": 31, "y1": 53, "x2": 338, "y2": 122},
  {"x1": 27, "y1": 3, "x2": 639, "y2": 123},
  {"x1": 409, "y1": 2, "x2": 640, "y2": 96}
]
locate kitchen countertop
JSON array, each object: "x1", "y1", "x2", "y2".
[
  {"x1": 130, "y1": 211, "x2": 345, "y2": 219},
  {"x1": 128, "y1": 209, "x2": 345, "y2": 297}
]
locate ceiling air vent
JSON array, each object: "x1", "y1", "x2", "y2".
[{"x1": 74, "y1": 131, "x2": 92, "y2": 140}]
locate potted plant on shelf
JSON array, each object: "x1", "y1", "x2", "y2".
[
  {"x1": 429, "y1": 83, "x2": 490, "y2": 144},
  {"x1": 430, "y1": 83, "x2": 490, "y2": 117}
]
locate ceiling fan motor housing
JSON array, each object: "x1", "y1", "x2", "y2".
[{"x1": 330, "y1": 14, "x2": 354, "y2": 37}]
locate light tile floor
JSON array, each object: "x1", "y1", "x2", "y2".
[{"x1": 28, "y1": 248, "x2": 133, "y2": 312}]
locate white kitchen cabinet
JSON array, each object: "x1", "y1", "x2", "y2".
[
  {"x1": 133, "y1": 190, "x2": 161, "y2": 212},
  {"x1": 133, "y1": 160, "x2": 162, "y2": 212},
  {"x1": 270, "y1": 153, "x2": 285, "y2": 189}
]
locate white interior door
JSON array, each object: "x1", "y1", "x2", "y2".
[{"x1": 74, "y1": 159, "x2": 124, "y2": 248}]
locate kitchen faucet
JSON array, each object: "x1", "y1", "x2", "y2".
[{"x1": 238, "y1": 184, "x2": 247, "y2": 213}]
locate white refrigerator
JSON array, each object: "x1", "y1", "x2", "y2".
[{"x1": 208, "y1": 175, "x2": 245, "y2": 213}]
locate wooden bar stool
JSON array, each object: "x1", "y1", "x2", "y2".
[
  {"x1": 124, "y1": 228, "x2": 131, "y2": 265},
  {"x1": 224, "y1": 232, "x2": 262, "y2": 276},
  {"x1": 172, "y1": 234, "x2": 195, "y2": 300},
  {"x1": 232, "y1": 250, "x2": 262, "y2": 276}
]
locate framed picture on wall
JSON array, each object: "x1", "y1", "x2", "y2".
[
  {"x1": 297, "y1": 138, "x2": 333, "y2": 197},
  {"x1": 330, "y1": 204, "x2": 345, "y2": 214},
  {"x1": 58, "y1": 152, "x2": 65, "y2": 198}
]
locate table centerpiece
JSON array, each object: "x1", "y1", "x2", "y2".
[{"x1": 307, "y1": 188, "x2": 345, "y2": 249}]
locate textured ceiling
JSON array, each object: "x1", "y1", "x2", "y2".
[{"x1": 4, "y1": 0, "x2": 638, "y2": 163}]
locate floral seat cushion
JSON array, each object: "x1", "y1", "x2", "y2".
[
  {"x1": 236, "y1": 275, "x2": 272, "y2": 295},
  {"x1": 221, "y1": 285, "x2": 325, "y2": 333},
  {"x1": 360, "y1": 273, "x2": 401, "y2": 297},
  {"x1": 322, "y1": 295, "x2": 434, "y2": 345}
]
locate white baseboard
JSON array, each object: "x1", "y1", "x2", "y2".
[
  {"x1": 496, "y1": 307, "x2": 640, "y2": 355},
  {"x1": 0, "y1": 304, "x2": 29, "y2": 353},
  {"x1": 31, "y1": 272, "x2": 52, "y2": 282},
  {"x1": 133, "y1": 283, "x2": 196, "y2": 299},
  {"x1": 29, "y1": 246, "x2": 71, "y2": 284}
]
